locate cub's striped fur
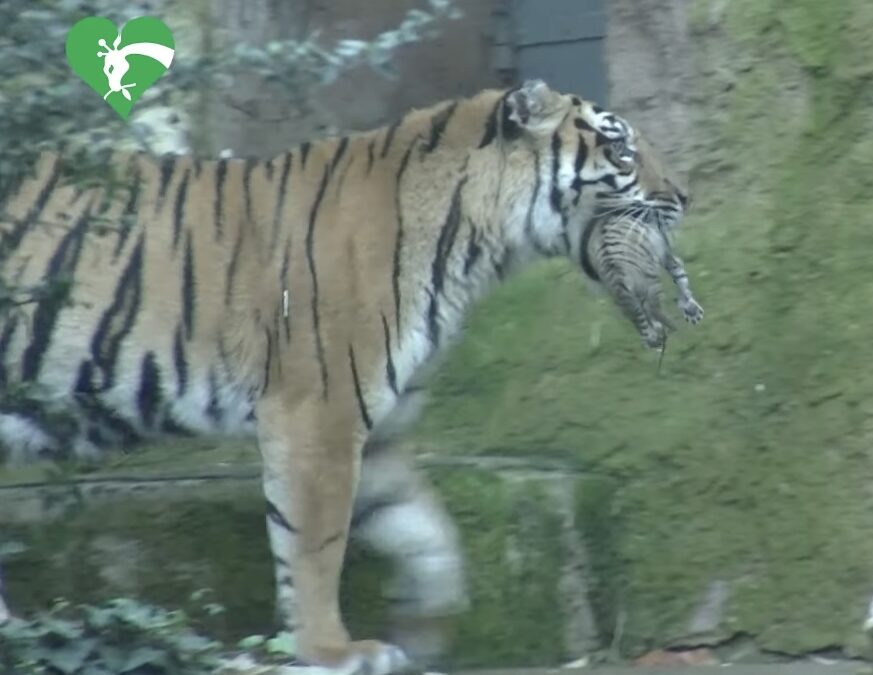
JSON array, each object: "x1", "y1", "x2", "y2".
[
  {"x1": 0, "y1": 80, "x2": 688, "y2": 673},
  {"x1": 582, "y1": 210, "x2": 703, "y2": 349}
]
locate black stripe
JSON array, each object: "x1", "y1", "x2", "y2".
[
  {"x1": 171, "y1": 167, "x2": 190, "y2": 249},
  {"x1": 87, "y1": 235, "x2": 145, "y2": 390},
  {"x1": 161, "y1": 415, "x2": 195, "y2": 436},
  {"x1": 348, "y1": 345, "x2": 372, "y2": 430},
  {"x1": 574, "y1": 136, "x2": 588, "y2": 176},
  {"x1": 214, "y1": 159, "x2": 227, "y2": 240},
  {"x1": 155, "y1": 154, "x2": 176, "y2": 212},
  {"x1": 0, "y1": 316, "x2": 19, "y2": 387},
  {"x1": 330, "y1": 136, "x2": 349, "y2": 173},
  {"x1": 579, "y1": 218, "x2": 600, "y2": 281},
  {"x1": 392, "y1": 142, "x2": 416, "y2": 334},
  {"x1": 600, "y1": 174, "x2": 618, "y2": 190},
  {"x1": 272, "y1": 153, "x2": 292, "y2": 250},
  {"x1": 366, "y1": 140, "x2": 376, "y2": 175},
  {"x1": 243, "y1": 157, "x2": 257, "y2": 223},
  {"x1": 182, "y1": 231, "x2": 195, "y2": 339},
  {"x1": 264, "y1": 158, "x2": 275, "y2": 182},
  {"x1": 1, "y1": 157, "x2": 61, "y2": 262},
  {"x1": 84, "y1": 413, "x2": 141, "y2": 448},
  {"x1": 262, "y1": 326, "x2": 273, "y2": 394},
  {"x1": 206, "y1": 369, "x2": 222, "y2": 422},
  {"x1": 76, "y1": 394, "x2": 141, "y2": 446},
  {"x1": 549, "y1": 132, "x2": 563, "y2": 214},
  {"x1": 173, "y1": 323, "x2": 188, "y2": 395},
  {"x1": 315, "y1": 530, "x2": 344, "y2": 552},
  {"x1": 463, "y1": 225, "x2": 482, "y2": 275},
  {"x1": 574, "y1": 118, "x2": 595, "y2": 133},
  {"x1": 300, "y1": 142, "x2": 311, "y2": 168},
  {"x1": 306, "y1": 166, "x2": 331, "y2": 399},
  {"x1": 381, "y1": 314, "x2": 398, "y2": 395},
  {"x1": 613, "y1": 177, "x2": 638, "y2": 195},
  {"x1": 381, "y1": 119, "x2": 402, "y2": 157},
  {"x1": 501, "y1": 88, "x2": 524, "y2": 142},
  {"x1": 426, "y1": 177, "x2": 467, "y2": 346},
  {"x1": 266, "y1": 499, "x2": 297, "y2": 533},
  {"x1": 549, "y1": 133, "x2": 571, "y2": 252},
  {"x1": 334, "y1": 154, "x2": 354, "y2": 199},
  {"x1": 138, "y1": 351, "x2": 162, "y2": 428},
  {"x1": 570, "y1": 135, "x2": 588, "y2": 206},
  {"x1": 351, "y1": 495, "x2": 401, "y2": 530},
  {"x1": 21, "y1": 198, "x2": 92, "y2": 381},
  {"x1": 224, "y1": 229, "x2": 244, "y2": 306},
  {"x1": 478, "y1": 97, "x2": 503, "y2": 148},
  {"x1": 114, "y1": 160, "x2": 141, "y2": 259},
  {"x1": 193, "y1": 159, "x2": 203, "y2": 178},
  {"x1": 75, "y1": 357, "x2": 96, "y2": 394},
  {"x1": 280, "y1": 239, "x2": 291, "y2": 340},
  {"x1": 424, "y1": 102, "x2": 458, "y2": 153}
]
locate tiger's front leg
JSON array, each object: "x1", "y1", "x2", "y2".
[{"x1": 256, "y1": 394, "x2": 412, "y2": 675}]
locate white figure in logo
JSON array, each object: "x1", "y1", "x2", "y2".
[{"x1": 97, "y1": 34, "x2": 175, "y2": 101}]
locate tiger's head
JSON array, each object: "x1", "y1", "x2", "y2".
[{"x1": 492, "y1": 80, "x2": 689, "y2": 272}]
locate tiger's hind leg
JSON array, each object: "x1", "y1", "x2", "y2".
[
  {"x1": 607, "y1": 281, "x2": 668, "y2": 349},
  {"x1": 256, "y1": 395, "x2": 412, "y2": 675},
  {"x1": 664, "y1": 252, "x2": 704, "y2": 325},
  {"x1": 352, "y1": 438, "x2": 468, "y2": 663}
]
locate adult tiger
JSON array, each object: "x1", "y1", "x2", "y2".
[{"x1": 0, "y1": 80, "x2": 688, "y2": 673}]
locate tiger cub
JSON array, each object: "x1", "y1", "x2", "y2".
[{"x1": 582, "y1": 211, "x2": 703, "y2": 349}]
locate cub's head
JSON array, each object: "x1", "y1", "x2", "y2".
[{"x1": 496, "y1": 80, "x2": 688, "y2": 263}]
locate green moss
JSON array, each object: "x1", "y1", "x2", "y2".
[
  {"x1": 431, "y1": 468, "x2": 565, "y2": 667},
  {"x1": 574, "y1": 476, "x2": 624, "y2": 644}
]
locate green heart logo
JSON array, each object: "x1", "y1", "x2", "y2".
[{"x1": 66, "y1": 16, "x2": 175, "y2": 119}]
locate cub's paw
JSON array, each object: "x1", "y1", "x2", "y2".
[
  {"x1": 678, "y1": 296, "x2": 704, "y2": 325},
  {"x1": 302, "y1": 640, "x2": 416, "y2": 675}
]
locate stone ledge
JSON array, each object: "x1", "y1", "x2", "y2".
[{"x1": 0, "y1": 447, "x2": 610, "y2": 669}]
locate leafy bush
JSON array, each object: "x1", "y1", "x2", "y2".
[{"x1": 0, "y1": 594, "x2": 299, "y2": 675}]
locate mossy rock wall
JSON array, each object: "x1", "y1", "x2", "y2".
[
  {"x1": 0, "y1": 449, "x2": 609, "y2": 669},
  {"x1": 408, "y1": 0, "x2": 873, "y2": 660}
]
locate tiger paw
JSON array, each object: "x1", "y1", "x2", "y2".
[
  {"x1": 300, "y1": 639, "x2": 416, "y2": 675},
  {"x1": 678, "y1": 296, "x2": 704, "y2": 325}
]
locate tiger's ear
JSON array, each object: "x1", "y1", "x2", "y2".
[{"x1": 505, "y1": 80, "x2": 565, "y2": 135}]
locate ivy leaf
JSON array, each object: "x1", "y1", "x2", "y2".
[
  {"x1": 42, "y1": 638, "x2": 97, "y2": 674},
  {"x1": 265, "y1": 631, "x2": 296, "y2": 657},
  {"x1": 120, "y1": 646, "x2": 168, "y2": 672},
  {"x1": 238, "y1": 634, "x2": 266, "y2": 650}
]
